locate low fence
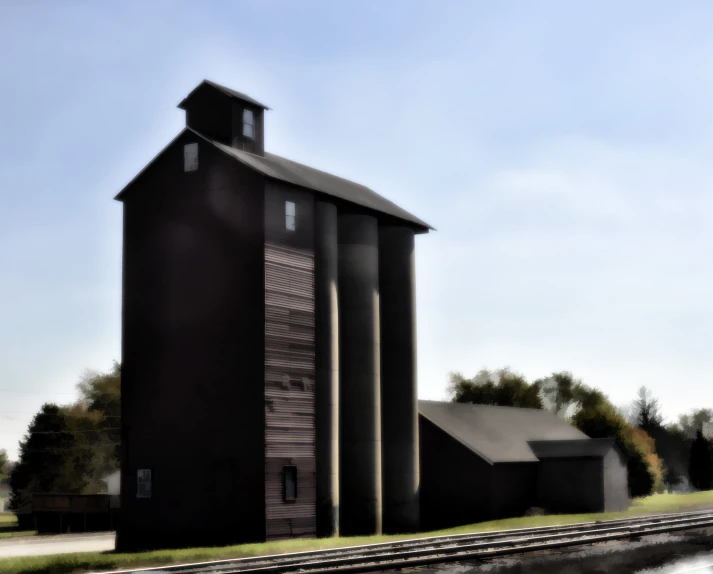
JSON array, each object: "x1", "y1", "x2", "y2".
[{"x1": 23, "y1": 494, "x2": 120, "y2": 534}]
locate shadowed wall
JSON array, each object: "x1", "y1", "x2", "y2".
[{"x1": 118, "y1": 134, "x2": 265, "y2": 551}]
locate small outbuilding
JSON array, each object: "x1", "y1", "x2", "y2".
[{"x1": 419, "y1": 401, "x2": 629, "y2": 530}]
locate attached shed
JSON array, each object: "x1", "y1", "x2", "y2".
[
  {"x1": 418, "y1": 401, "x2": 629, "y2": 530},
  {"x1": 529, "y1": 440, "x2": 629, "y2": 513}
]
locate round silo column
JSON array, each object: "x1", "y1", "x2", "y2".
[
  {"x1": 315, "y1": 201, "x2": 339, "y2": 538},
  {"x1": 338, "y1": 213, "x2": 382, "y2": 536},
  {"x1": 379, "y1": 225, "x2": 420, "y2": 534}
]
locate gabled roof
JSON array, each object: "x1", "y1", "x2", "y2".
[
  {"x1": 115, "y1": 128, "x2": 433, "y2": 232},
  {"x1": 178, "y1": 80, "x2": 271, "y2": 110},
  {"x1": 208, "y1": 135, "x2": 433, "y2": 231},
  {"x1": 528, "y1": 439, "x2": 617, "y2": 459},
  {"x1": 418, "y1": 400, "x2": 590, "y2": 465}
]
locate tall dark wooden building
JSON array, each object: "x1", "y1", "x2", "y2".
[{"x1": 115, "y1": 80, "x2": 431, "y2": 551}]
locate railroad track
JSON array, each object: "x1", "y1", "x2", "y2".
[{"x1": 117, "y1": 509, "x2": 713, "y2": 574}]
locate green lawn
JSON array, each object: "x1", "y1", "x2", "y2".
[
  {"x1": 1, "y1": 491, "x2": 712, "y2": 574},
  {"x1": 0, "y1": 514, "x2": 30, "y2": 538}
]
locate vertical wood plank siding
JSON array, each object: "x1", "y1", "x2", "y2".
[{"x1": 264, "y1": 242, "x2": 317, "y2": 540}]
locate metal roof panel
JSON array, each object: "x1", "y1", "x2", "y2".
[
  {"x1": 207, "y1": 133, "x2": 433, "y2": 231},
  {"x1": 528, "y1": 439, "x2": 616, "y2": 459},
  {"x1": 178, "y1": 80, "x2": 271, "y2": 110},
  {"x1": 418, "y1": 401, "x2": 591, "y2": 464}
]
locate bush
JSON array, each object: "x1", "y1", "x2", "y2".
[{"x1": 572, "y1": 402, "x2": 661, "y2": 497}]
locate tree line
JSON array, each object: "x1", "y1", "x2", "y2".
[
  {"x1": 7, "y1": 362, "x2": 120, "y2": 510},
  {"x1": 449, "y1": 368, "x2": 713, "y2": 497},
  {"x1": 4, "y1": 362, "x2": 711, "y2": 508}
]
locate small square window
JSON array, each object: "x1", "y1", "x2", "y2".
[
  {"x1": 137, "y1": 469, "x2": 152, "y2": 499},
  {"x1": 283, "y1": 466, "x2": 297, "y2": 501},
  {"x1": 243, "y1": 109, "x2": 254, "y2": 139},
  {"x1": 285, "y1": 201, "x2": 296, "y2": 231},
  {"x1": 184, "y1": 143, "x2": 198, "y2": 172}
]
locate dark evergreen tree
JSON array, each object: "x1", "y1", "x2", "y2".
[
  {"x1": 688, "y1": 429, "x2": 713, "y2": 490},
  {"x1": 632, "y1": 386, "x2": 663, "y2": 434},
  {"x1": 9, "y1": 404, "x2": 77, "y2": 510}
]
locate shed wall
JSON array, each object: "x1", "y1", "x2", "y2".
[
  {"x1": 489, "y1": 463, "x2": 538, "y2": 518},
  {"x1": 118, "y1": 133, "x2": 265, "y2": 551},
  {"x1": 419, "y1": 417, "x2": 492, "y2": 530},
  {"x1": 536, "y1": 458, "x2": 604, "y2": 513},
  {"x1": 603, "y1": 447, "x2": 630, "y2": 511}
]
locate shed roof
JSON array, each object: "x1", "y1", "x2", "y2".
[
  {"x1": 115, "y1": 128, "x2": 433, "y2": 231},
  {"x1": 528, "y1": 439, "x2": 616, "y2": 459},
  {"x1": 178, "y1": 80, "x2": 270, "y2": 110},
  {"x1": 418, "y1": 400, "x2": 590, "y2": 465}
]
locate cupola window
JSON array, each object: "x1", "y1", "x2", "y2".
[{"x1": 243, "y1": 109, "x2": 254, "y2": 139}]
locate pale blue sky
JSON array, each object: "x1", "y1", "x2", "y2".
[{"x1": 1, "y1": 1, "x2": 712, "y2": 460}]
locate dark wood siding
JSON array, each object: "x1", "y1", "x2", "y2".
[
  {"x1": 264, "y1": 182, "x2": 316, "y2": 540},
  {"x1": 419, "y1": 416, "x2": 493, "y2": 530},
  {"x1": 536, "y1": 458, "x2": 604, "y2": 513},
  {"x1": 490, "y1": 463, "x2": 538, "y2": 517},
  {"x1": 420, "y1": 416, "x2": 539, "y2": 529},
  {"x1": 184, "y1": 87, "x2": 233, "y2": 146},
  {"x1": 117, "y1": 133, "x2": 265, "y2": 551}
]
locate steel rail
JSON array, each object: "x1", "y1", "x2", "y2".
[
  {"x1": 106, "y1": 509, "x2": 713, "y2": 574},
  {"x1": 111, "y1": 509, "x2": 713, "y2": 574},
  {"x1": 278, "y1": 516, "x2": 713, "y2": 574},
  {"x1": 181, "y1": 514, "x2": 713, "y2": 574}
]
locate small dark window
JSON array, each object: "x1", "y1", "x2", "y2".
[
  {"x1": 137, "y1": 469, "x2": 152, "y2": 499},
  {"x1": 184, "y1": 143, "x2": 198, "y2": 172},
  {"x1": 284, "y1": 466, "x2": 297, "y2": 501},
  {"x1": 285, "y1": 201, "x2": 296, "y2": 231},
  {"x1": 243, "y1": 109, "x2": 254, "y2": 139}
]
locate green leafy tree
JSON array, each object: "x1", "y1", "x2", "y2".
[
  {"x1": 648, "y1": 424, "x2": 691, "y2": 489},
  {"x1": 534, "y1": 372, "x2": 579, "y2": 417},
  {"x1": 572, "y1": 401, "x2": 658, "y2": 496},
  {"x1": 0, "y1": 450, "x2": 7, "y2": 483},
  {"x1": 449, "y1": 368, "x2": 543, "y2": 409},
  {"x1": 688, "y1": 429, "x2": 713, "y2": 490},
  {"x1": 76, "y1": 361, "x2": 121, "y2": 472},
  {"x1": 0, "y1": 450, "x2": 10, "y2": 500},
  {"x1": 9, "y1": 363, "x2": 121, "y2": 509},
  {"x1": 569, "y1": 383, "x2": 663, "y2": 496}
]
